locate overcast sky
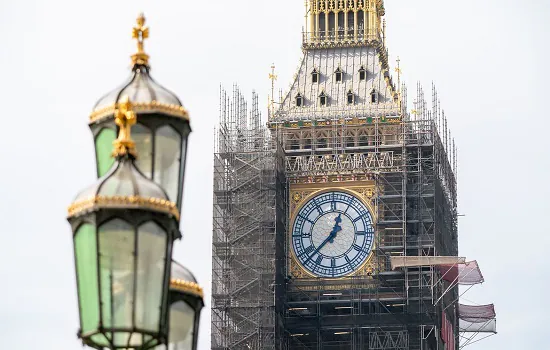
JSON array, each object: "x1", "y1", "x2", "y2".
[{"x1": 0, "y1": 0, "x2": 548, "y2": 349}]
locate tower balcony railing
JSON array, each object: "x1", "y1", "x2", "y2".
[{"x1": 302, "y1": 29, "x2": 383, "y2": 48}]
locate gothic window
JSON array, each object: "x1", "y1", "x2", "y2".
[
  {"x1": 296, "y1": 93, "x2": 304, "y2": 107},
  {"x1": 359, "y1": 66, "x2": 366, "y2": 81},
  {"x1": 347, "y1": 90, "x2": 354, "y2": 105},
  {"x1": 347, "y1": 11, "x2": 354, "y2": 36},
  {"x1": 370, "y1": 89, "x2": 379, "y2": 103},
  {"x1": 337, "y1": 12, "x2": 345, "y2": 39},
  {"x1": 319, "y1": 91, "x2": 327, "y2": 106},
  {"x1": 335, "y1": 67, "x2": 343, "y2": 82},
  {"x1": 312, "y1": 69, "x2": 319, "y2": 83},
  {"x1": 357, "y1": 10, "x2": 365, "y2": 37},
  {"x1": 328, "y1": 12, "x2": 336, "y2": 37}
]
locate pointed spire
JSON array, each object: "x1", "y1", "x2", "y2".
[{"x1": 268, "y1": 64, "x2": 278, "y2": 118}]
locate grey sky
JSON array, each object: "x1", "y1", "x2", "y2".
[{"x1": 0, "y1": 0, "x2": 547, "y2": 349}]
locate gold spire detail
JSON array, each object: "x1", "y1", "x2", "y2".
[
  {"x1": 112, "y1": 96, "x2": 137, "y2": 158},
  {"x1": 268, "y1": 64, "x2": 277, "y2": 118},
  {"x1": 131, "y1": 13, "x2": 150, "y2": 66}
]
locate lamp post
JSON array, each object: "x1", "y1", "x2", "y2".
[
  {"x1": 89, "y1": 13, "x2": 191, "y2": 212},
  {"x1": 68, "y1": 14, "x2": 201, "y2": 350},
  {"x1": 67, "y1": 97, "x2": 180, "y2": 349}
]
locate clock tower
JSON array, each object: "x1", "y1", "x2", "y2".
[{"x1": 212, "y1": 1, "x2": 462, "y2": 349}]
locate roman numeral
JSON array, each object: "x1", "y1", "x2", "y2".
[
  {"x1": 331, "y1": 258, "x2": 336, "y2": 267},
  {"x1": 316, "y1": 255, "x2": 323, "y2": 264},
  {"x1": 353, "y1": 244, "x2": 363, "y2": 252},
  {"x1": 299, "y1": 245, "x2": 315, "y2": 257},
  {"x1": 312, "y1": 198, "x2": 324, "y2": 214}
]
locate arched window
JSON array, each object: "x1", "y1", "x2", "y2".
[
  {"x1": 337, "y1": 12, "x2": 345, "y2": 39},
  {"x1": 347, "y1": 11, "x2": 354, "y2": 37},
  {"x1": 370, "y1": 88, "x2": 379, "y2": 103},
  {"x1": 319, "y1": 14, "x2": 326, "y2": 39},
  {"x1": 312, "y1": 69, "x2": 319, "y2": 83},
  {"x1": 359, "y1": 66, "x2": 366, "y2": 81},
  {"x1": 296, "y1": 93, "x2": 304, "y2": 107},
  {"x1": 357, "y1": 10, "x2": 365, "y2": 37},
  {"x1": 335, "y1": 67, "x2": 343, "y2": 82},
  {"x1": 319, "y1": 91, "x2": 327, "y2": 106},
  {"x1": 328, "y1": 12, "x2": 336, "y2": 37},
  {"x1": 347, "y1": 90, "x2": 354, "y2": 105}
]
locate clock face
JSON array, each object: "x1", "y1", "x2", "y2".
[{"x1": 292, "y1": 191, "x2": 375, "y2": 278}]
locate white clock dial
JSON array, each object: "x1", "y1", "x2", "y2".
[{"x1": 292, "y1": 191, "x2": 375, "y2": 278}]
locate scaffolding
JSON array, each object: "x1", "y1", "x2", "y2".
[
  {"x1": 212, "y1": 82, "x2": 469, "y2": 349},
  {"x1": 273, "y1": 82, "x2": 459, "y2": 350},
  {"x1": 212, "y1": 86, "x2": 287, "y2": 350}
]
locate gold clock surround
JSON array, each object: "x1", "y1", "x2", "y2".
[{"x1": 288, "y1": 181, "x2": 380, "y2": 280}]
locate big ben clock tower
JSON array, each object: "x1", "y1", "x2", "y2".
[{"x1": 212, "y1": 1, "x2": 462, "y2": 349}]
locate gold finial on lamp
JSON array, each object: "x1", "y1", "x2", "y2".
[
  {"x1": 131, "y1": 13, "x2": 150, "y2": 66},
  {"x1": 112, "y1": 96, "x2": 138, "y2": 158}
]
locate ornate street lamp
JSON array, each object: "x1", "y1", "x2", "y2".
[
  {"x1": 67, "y1": 97, "x2": 180, "y2": 349},
  {"x1": 89, "y1": 13, "x2": 191, "y2": 212},
  {"x1": 157, "y1": 261, "x2": 204, "y2": 350}
]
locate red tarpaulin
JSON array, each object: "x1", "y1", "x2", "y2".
[
  {"x1": 437, "y1": 260, "x2": 484, "y2": 285},
  {"x1": 459, "y1": 304, "x2": 496, "y2": 322},
  {"x1": 441, "y1": 310, "x2": 456, "y2": 349}
]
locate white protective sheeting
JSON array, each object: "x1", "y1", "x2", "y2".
[
  {"x1": 390, "y1": 256, "x2": 466, "y2": 270},
  {"x1": 459, "y1": 319, "x2": 497, "y2": 333}
]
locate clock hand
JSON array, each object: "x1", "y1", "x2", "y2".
[
  {"x1": 329, "y1": 214, "x2": 343, "y2": 243},
  {"x1": 304, "y1": 228, "x2": 337, "y2": 263},
  {"x1": 304, "y1": 214, "x2": 345, "y2": 263}
]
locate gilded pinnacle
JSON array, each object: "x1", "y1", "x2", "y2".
[
  {"x1": 131, "y1": 13, "x2": 150, "y2": 66},
  {"x1": 112, "y1": 96, "x2": 138, "y2": 158}
]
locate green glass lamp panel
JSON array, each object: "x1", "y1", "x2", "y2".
[
  {"x1": 133, "y1": 123, "x2": 153, "y2": 179},
  {"x1": 154, "y1": 126, "x2": 181, "y2": 203},
  {"x1": 135, "y1": 221, "x2": 167, "y2": 332},
  {"x1": 90, "y1": 333, "x2": 110, "y2": 347},
  {"x1": 169, "y1": 301, "x2": 194, "y2": 349},
  {"x1": 153, "y1": 301, "x2": 194, "y2": 350},
  {"x1": 98, "y1": 219, "x2": 135, "y2": 341},
  {"x1": 96, "y1": 128, "x2": 117, "y2": 177},
  {"x1": 74, "y1": 223, "x2": 100, "y2": 335}
]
